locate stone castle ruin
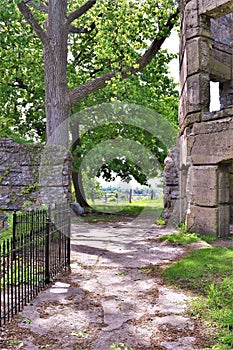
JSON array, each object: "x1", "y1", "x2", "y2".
[
  {"x1": 178, "y1": 0, "x2": 233, "y2": 236},
  {"x1": 1, "y1": 0, "x2": 233, "y2": 238}
]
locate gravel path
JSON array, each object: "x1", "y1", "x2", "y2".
[{"x1": 0, "y1": 218, "x2": 210, "y2": 350}]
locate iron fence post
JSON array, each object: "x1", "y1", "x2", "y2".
[
  {"x1": 45, "y1": 209, "x2": 50, "y2": 284},
  {"x1": 12, "y1": 210, "x2": 17, "y2": 261}
]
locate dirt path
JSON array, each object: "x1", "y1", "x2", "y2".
[{"x1": 0, "y1": 218, "x2": 210, "y2": 350}]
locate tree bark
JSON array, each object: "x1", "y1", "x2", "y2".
[
  {"x1": 129, "y1": 189, "x2": 133, "y2": 204},
  {"x1": 72, "y1": 170, "x2": 90, "y2": 208},
  {"x1": 43, "y1": 0, "x2": 70, "y2": 147},
  {"x1": 70, "y1": 118, "x2": 90, "y2": 207}
]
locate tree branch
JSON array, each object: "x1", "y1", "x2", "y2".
[
  {"x1": 70, "y1": 8, "x2": 179, "y2": 106},
  {"x1": 11, "y1": 78, "x2": 29, "y2": 90},
  {"x1": 69, "y1": 22, "x2": 95, "y2": 34},
  {"x1": 26, "y1": 0, "x2": 48, "y2": 13},
  {"x1": 17, "y1": 1, "x2": 49, "y2": 45},
  {"x1": 69, "y1": 26, "x2": 88, "y2": 34},
  {"x1": 136, "y1": 9, "x2": 179, "y2": 70},
  {"x1": 35, "y1": 103, "x2": 45, "y2": 111},
  {"x1": 66, "y1": 0, "x2": 97, "y2": 25}
]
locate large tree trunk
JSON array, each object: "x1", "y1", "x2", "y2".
[
  {"x1": 44, "y1": 0, "x2": 71, "y2": 147},
  {"x1": 70, "y1": 118, "x2": 90, "y2": 207},
  {"x1": 72, "y1": 170, "x2": 90, "y2": 208}
]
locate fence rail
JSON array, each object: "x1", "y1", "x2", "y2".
[{"x1": 0, "y1": 203, "x2": 71, "y2": 326}]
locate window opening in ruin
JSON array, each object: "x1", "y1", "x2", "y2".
[
  {"x1": 210, "y1": 81, "x2": 220, "y2": 112},
  {"x1": 210, "y1": 14, "x2": 233, "y2": 110}
]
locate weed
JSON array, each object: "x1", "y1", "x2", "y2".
[
  {"x1": 71, "y1": 329, "x2": 89, "y2": 338},
  {"x1": 18, "y1": 315, "x2": 32, "y2": 324},
  {"x1": 39, "y1": 345, "x2": 54, "y2": 349},
  {"x1": 155, "y1": 217, "x2": 165, "y2": 225},
  {"x1": 116, "y1": 271, "x2": 126, "y2": 276},
  {"x1": 158, "y1": 224, "x2": 201, "y2": 245},
  {"x1": 7, "y1": 339, "x2": 23, "y2": 345},
  {"x1": 110, "y1": 343, "x2": 133, "y2": 350},
  {"x1": 158, "y1": 223, "x2": 217, "y2": 245}
]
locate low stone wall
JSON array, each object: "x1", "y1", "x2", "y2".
[{"x1": 0, "y1": 138, "x2": 72, "y2": 210}]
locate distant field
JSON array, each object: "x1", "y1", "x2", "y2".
[{"x1": 88, "y1": 197, "x2": 164, "y2": 216}]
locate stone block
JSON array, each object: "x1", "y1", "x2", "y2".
[
  {"x1": 190, "y1": 118, "x2": 233, "y2": 164},
  {"x1": 211, "y1": 15, "x2": 233, "y2": 48},
  {"x1": 186, "y1": 39, "x2": 199, "y2": 76},
  {"x1": 186, "y1": 38, "x2": 210, "y2": 76},
  {"x1": 218, "y1": 204, "x2": 230, "y2": 236},
  {"x1": 210, "y1": 48, "x2": 232, "y2": 81},
  {"x1": 182, "y1": 112, "x2": 201, "y2": 128},
  {"x1": 200, "y1": 39, "x2": 211, "y2": 71},
  {"x1": 180, "y1": 47, "x2": 187, "y2": 90},
  {"x1": 178, "y1": 101, "x2": 186, "y2": 127},
  {"x1": 186, "y1": 205, "x2": 218, "y2": 235},
  {"x1": 200, "y1": 0, "x2": 233, "y2": 18},
  {"x1": 184, "y1": 0, "x2": 199, "y2": 39},
  {"x1": 179, "y1": 131, "x2": 192, "y2": 167},
  {"x1": 190, "y1": 166, "x2": 218, "y2": 206},
  {"x1": 218, "y1": 164, "x2": 230, "y2": 203},
  {"x1": 202, "y1": 106, "x2": 233, "y2": 122},
  {"x1": 187, "y1": 74, "x2": 200, "y2": 107},
  {"x1": 186, "y1": 74, "x2": 210, "y2": 114}
]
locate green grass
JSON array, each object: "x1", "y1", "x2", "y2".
[
  {"x1": 157, "y1": 224, "x2": 216, "y2": 245},
  {"x1": 110, "y1": 343, "x2": 133, "y2": 350},
  {"x1": 0, "y1": 213, "x2": 13, "y2": 241},
  {"x1": 162, "y1": 247, "x2": 233, "y2": 292},
  {"x1": 89, "y1": 197, "x2": 163, "y2": 217},
  {"x1": 161, "y1": 246, "x2": 233, "y2": 349},
  {"x1": 83, "y1": 214, "x2": 126, "y2": 223}
]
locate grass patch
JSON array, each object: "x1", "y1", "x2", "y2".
[
  {"x1": 158, "y1": 224, "x2": 216, "y2": 245},
  {"x1": 155, "y1": 217, "x2": 166, "y2": 225},
  {"x1": 82, "y1": 198, "x2": 163, "y2": 223},
  {"x1": 159, "y1": 231, "x2": 201, "y2": 244},
  {"x1": 0, "y1": 212, "x2": 13, "y2": 241},
  {"x1": 90, "y1": 197, "x2": 163, "y2": 217},
  {"x1": 162, "y1": 246, "x2": 233, "y2": 349},
  {"x1": 162, "y1": 247, "x2": 233, "y2": 293},
  {"x1": 83, "y1": 214, "x2": 123, "y2": 223}
]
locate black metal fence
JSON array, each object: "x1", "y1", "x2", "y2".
[{"x1": 0, "y1": 203, "x2": 71, "y2": 326}]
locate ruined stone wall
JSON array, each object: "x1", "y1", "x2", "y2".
[
  {"x1": 179, "y1": 0, "x2": 233, "y2": 236},
  {"x1": 163, "y1": 147, "x2": 179, "y2": 224},
  {"x1": 0, "y1": 138, "x2": 72, "y2": 210}
]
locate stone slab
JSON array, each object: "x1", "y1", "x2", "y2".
[
  {"x1": 200, "y1": 0, "x2": 233, "y2": 18},
  {"x1": 190, "y1": 166, "x2": 218, "y2": 206},
  {"x1": 190, "y1": 118, "x2": 233, "y2": 164},
  {"x1": 186, "y1": 205, "x2": 218, "y2": 234}
]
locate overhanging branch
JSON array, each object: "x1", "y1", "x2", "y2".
[
  {"x1": 17, "y1": 1, "x2": 49, "y2": 45},
  {"x1": 70, "y1": 8, "x2": 179, "y2": 106},
  {"x1": 66, "y1": 0, "x2": 97, "y2": 25},
  {"x1": 26, "y1": 0, "x2": 48, "y2": 13}
]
